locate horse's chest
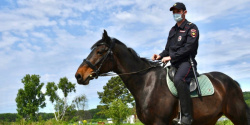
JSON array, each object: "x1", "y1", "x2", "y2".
[{"x1": 136, "y1": 107, "x2": 155, "y2": 123}]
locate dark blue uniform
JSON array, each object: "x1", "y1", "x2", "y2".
[
  {"x1": 159, "y1": 19, "x2": 199, "y2": 122},
  {"x1": 160, "y1": 19, "x2": 199, "y2": 66}
]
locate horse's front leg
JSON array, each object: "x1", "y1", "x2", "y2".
[
  {"x1": 152, "y1": 118, "x2": 174, "y2": 125},
  {"x1": 152, "y1": 121, "x2": 168, "y2": 125}
]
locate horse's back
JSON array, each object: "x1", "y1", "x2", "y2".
[
  {"x1": 204, "y1": 71, "x2": 244, "y2": 102},
  {"x1": 205, "y1": 71, "x2": 242, "y2": 92}
]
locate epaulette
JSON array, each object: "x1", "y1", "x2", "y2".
[{"x1": 188, "y1": 22, "x2": 192, "y2": 25}]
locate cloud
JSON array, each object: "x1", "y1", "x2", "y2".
[
  {"x1": 185, "y1": 0, "x2": 250, "y2": 22},
  {"x1": 196, "y1": 27, "x2": 250, "y2": 79}
]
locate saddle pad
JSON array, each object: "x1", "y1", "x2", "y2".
[{"x1": 166, "y1": 68, "x2": 214, "y2": 98}]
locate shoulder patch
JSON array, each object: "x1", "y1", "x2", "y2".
[{"x1": 190, "y1": 29, "x2": 197, "y2": 38}]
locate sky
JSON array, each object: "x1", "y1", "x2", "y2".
[{"x1": 0, "y1": 0, "x2": 250, "y2": 113}]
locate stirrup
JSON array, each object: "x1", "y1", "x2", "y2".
[
  {"x1": 173, "y1": 100, "x2": 182, "y2": 125},
  {"x1": 173, "y1": 118, "x2": 179, "y2": 125}
]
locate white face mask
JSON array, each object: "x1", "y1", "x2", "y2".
[
  {"x1": 173, "y1": 12, "x2": 184, "y2": 22},
  {"x1": 173, "y1": 14, "x2": 182, "y2": 22}
]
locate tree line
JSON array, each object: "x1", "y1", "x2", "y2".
[
  {"x1": 15, "y1": 74, "x2": 87, "y2": 122},
  {"x1": 0, "y1": 110, "x2": 105, "y2": 122}
]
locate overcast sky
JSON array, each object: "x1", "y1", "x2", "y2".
[{"x1": 0, "y1": 0, "x2": 250, "y2": 113}]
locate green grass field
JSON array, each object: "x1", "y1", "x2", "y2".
[{"x1": 1, "y1": 119, "x2": 234, "y2": 125}]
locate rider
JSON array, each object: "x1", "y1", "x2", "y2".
[{"x1": 152, "y1": 2, "x2": 199, "y2": 125}]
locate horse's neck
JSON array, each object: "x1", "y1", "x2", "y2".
[
  {"x1": 114, "y1": 54, "x2": 148, "y2": 75},
  {"x1": 111, "y1": 46, "x2": 177, "y2": 121},
  {"x1": 113, "y1": 48, "x2": 153, "y2": 100},
  {"x1": 112, "y1": 49, "x2": 178, "y2": 121},
  {"x1": 113, "y1": 47, "x2": 149, "y2": 80}
]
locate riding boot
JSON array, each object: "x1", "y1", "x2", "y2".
[{"x1": 176, "y1": 80, "x2": 193, "y2": 125}]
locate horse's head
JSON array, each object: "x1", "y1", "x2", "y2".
[{"x1": 75, "y1": 30, "x2": 115, "y2": 85}]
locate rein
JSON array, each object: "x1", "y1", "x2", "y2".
[
  {"x1": 99, "y1": 60, "x2": 166, "y2": 77},
  {"x1": 99, "y1": 65, "x2": 158, "y2": 77},
  {"x1": 83, "y1": 38, "x2": 163, "y2": 79}
]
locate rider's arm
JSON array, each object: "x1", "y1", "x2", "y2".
[{"x1": 159, "y1": 29, "x2": 173, "y2": 59}]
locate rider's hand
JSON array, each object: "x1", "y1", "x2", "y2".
[
  {"x1": 161, "y1": 56, "x2": 171, "y2": 63},
  {"x1": 152, "y1": 54, "x2": 161, "y2": 61}
]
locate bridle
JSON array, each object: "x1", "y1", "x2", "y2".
[
  {"x1": 83, "y1": 38, "x2": 115, "y2": 79},
  {"x1": 82, "y1": 38, "x2": 161, "y2": 81}
]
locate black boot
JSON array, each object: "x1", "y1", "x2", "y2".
[{"x1": 176, "y1": 80, "x2": 193, "y2": 125}]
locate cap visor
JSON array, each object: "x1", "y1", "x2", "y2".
[{"x1": 170, "y1": 6, "x2": 180, "y2": 11}]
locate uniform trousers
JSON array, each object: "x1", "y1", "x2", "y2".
[{"x1": 173, "y1": 61, "x2": 194, "y2": 119}]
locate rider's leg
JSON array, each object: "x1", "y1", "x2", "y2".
[{"x1": 174, "y1": 61, "x2": 194, "y2": 125}]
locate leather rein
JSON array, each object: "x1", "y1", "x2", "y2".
[{"x1": 82, "y1": 38, "x2": 158, "y2": 80}]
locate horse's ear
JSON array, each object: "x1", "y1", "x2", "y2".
[{"x1": 102, "y1": 30, "x2": 109, "y2": 40}]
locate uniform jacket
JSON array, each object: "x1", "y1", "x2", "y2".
[{"x1": 159, "y1": 19, "x2": 199, "y2": 66}]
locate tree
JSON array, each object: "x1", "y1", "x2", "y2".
[
  {"x1": 63, "y1": 103, "x2": 77, "y2": 121},
  {"x1": 97, "y1": 76, "x2": 134, "y2": 105},
  {"x1": 97, "y1": 76, "x2": 134, "y2": 116},
  {"x1": 15, "y1": 74, "x2": 46, "y2": 121},
  {"x1": 45, "y1": 77, "x2": 76, "y2": 121},
  {"x1": 107, "y1": 99, "x2": 130, "y2": 125},
  {"x1": 72, "y1": 94, "x2": 88, "y2": 120},
  {"x1": 45, "y1": 82, "x2": 58, "y2": 103},
  {"x1": 88, "y1": 107, "x2": 107, "y2": 119}
]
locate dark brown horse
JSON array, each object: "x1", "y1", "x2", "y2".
[{"x1": 75, "y1": 30, "x2": 250, "y2": 125}]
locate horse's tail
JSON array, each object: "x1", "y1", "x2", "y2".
[
  {"x1": 234, "y1": 80, "x2": 250, "y2": 124},
  {"x1": 246, "y1": 102, "x2": 250, "y2": 125},
  {"x1": 246, "y1": 103, "x2": 250, "y2": 125}
]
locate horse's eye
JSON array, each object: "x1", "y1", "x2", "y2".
[{"x1": 97, "y1": 51, "x2": 102, "y2": 55}]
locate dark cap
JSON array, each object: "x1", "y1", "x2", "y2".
[{"x1": 170, "y1": 2, "x2": 186, "y2": 11}]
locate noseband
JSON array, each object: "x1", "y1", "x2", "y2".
[{"x1": 83, "y1": 39, "x2": 115, "y2": 79}]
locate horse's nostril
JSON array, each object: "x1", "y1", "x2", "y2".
[{"x1": 75, "y1": 73, "x2": 82, "y2": 80}]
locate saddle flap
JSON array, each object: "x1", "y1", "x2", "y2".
[
  {"x1": 168, "y1": 66, "x2": 177, "y2": 82},
  {"x1": 189, "y1": 79, "x2": 197, "y2": 92}
]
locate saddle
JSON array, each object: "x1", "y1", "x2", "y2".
[{"x1": 168, "y1": 66, "x2": 198, "y2": 92}]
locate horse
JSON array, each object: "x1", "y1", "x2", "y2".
[{"x1": 75, "y1": 30, "x2": 250, "y2": 125}]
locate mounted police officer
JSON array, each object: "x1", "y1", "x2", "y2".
[{"x1": 152, "y1": 2, "x2": 199, "y2": 125}]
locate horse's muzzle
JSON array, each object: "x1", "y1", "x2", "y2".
[{"x1": 75, "y1": 73, "x2": 93, "y2": 85}]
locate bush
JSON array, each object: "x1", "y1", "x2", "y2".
[
  {"x1": 69, "y1": 116, "x2": 79, "y2": 123},
  {"x1": 90, "y1": 118, "x2": 106, "y2": 123},
  {"x1": 216, "y1": 119, "x2": 233, "y2": 125}
]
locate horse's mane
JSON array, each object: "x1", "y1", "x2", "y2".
[
  {"x1": 91, "y1": 38, "x2": 160, "y2": 67},
  {"x1": 234, "y1": 80, "x2": 241, "y2": 88}
]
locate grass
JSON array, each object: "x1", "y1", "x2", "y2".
[{"x1": 0, "y1": 118, "x2": 234, "y2": 125}]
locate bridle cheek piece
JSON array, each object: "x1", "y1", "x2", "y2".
[{"x1": 83, "y1": 39, "x2": 115, "y2": 79}]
